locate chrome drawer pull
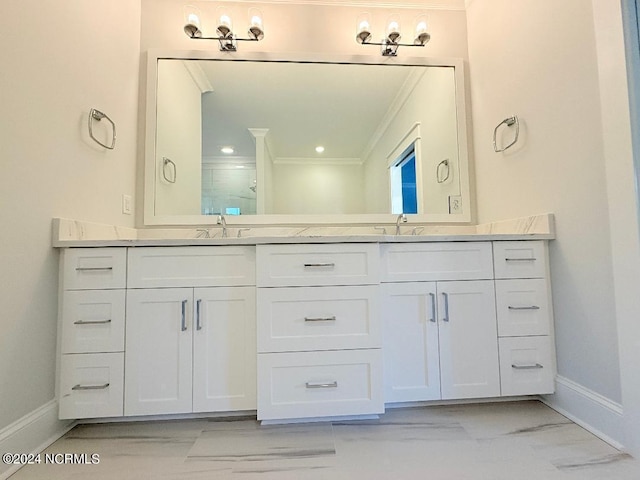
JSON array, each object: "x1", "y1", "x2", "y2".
[
  {"x1": 511, "y1": 363, "x2": 543, "y2": 370},
  {"x1": 74, "y1": 319, "x2": 112, "y2": 325},
  {"x1": 508, "y1": 306, "x2": 540, "y2": 310},
  {"x1": 305, "y1": 381, "x2": 338, "y2": 389},
  {"x1": 72, "y1": 383, "x2": 110, "y2": 391},
  {"x1": 75, "y1": 266, "x2": 113, "y2": 271},
  {"x1": 304, "y1": 316, "x2": 336, "y2": 322},
  {"x1": 505, "y1": 258, "x2": 536, "y2": 262},
  {"x1": 303, "y1": 263, "x2": 335, "y2": 268}
]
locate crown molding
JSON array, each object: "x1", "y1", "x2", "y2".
[{"x1": 211, "y1": 0, "x2": 466, "y2": 11}]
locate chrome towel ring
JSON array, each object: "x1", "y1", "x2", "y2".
[
  {"x1": 88, "y1": 108, "x2": 116, "y2": 150},
  {"x1": 493, "y1": 115, "x2": 519, "y2": 153}
]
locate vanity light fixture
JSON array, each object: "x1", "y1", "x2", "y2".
[
  {"x1": 220, "y1": 146, "x2": 235, "y2": 154},
  {"x1": 315, "y1": 146, "x2": 325, "y2": 153},
  {"x1": 183, "y1": 5, "x2": 264, "y2": 52},
  {"x1": 356, "y1": 12, "x2": 430, "y2": 56}
]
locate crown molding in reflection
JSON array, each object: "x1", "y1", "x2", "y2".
[
  {"x1": 182, "y1": 61, "x2": 213, "y2": 94},
  {"x1": 273, "y1": 157, "x2": 364, "y2": 165},
  {"x1": 209, "y1": 0, "x2": 466, "y2": 10}
]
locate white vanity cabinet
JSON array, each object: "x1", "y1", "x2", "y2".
[
  {"x1": 57, "y1": 248, "x2": 127, "y2": 419},
  {"x1": 125, "y1": 247, "x2": 256, "y2": 416},
  {"x1": 493, "y1": 241, "x2": 555, "y2": 396},
  {"x1": 256, "y1": 244, "x2": 384, "y2": 421},
  {"x1": 381, "y1": 242, "x2": 500, "y2": 402}
]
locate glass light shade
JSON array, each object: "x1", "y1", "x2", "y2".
[
  {"x1": 216, "y1": 7, "x2": 233, "y2": 38},
  {"x1": 414, "y1": 15, "x2": 430, "y2": 45},
  {"x1": 355, "y1": 13, "x2": 372, "y2": 44},
  {"x1": 183, "y1": 5, "x2": 202, "y2": 38},
  {"x1": 248, "y1": 8, "x2": 264, "y2": 40},
  {"x1": 386, "y1": 14, "x2": 401, "y2": 43}
]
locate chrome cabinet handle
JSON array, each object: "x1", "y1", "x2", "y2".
[
  {"x1": 505, "y1": 257, "x2": 537, "y2": 262},
  {"x1": 74, "y1": 319, "x2": 112, "y2": 325},
  {"x1": 303, "y1": 263, "x2": 335, "y2": 268},
  {"x1": 72, "y1": 383, "x2": 110, "y2": 391},
  {"x1": 511, "y1": 363, "x2": 544, "y2": 370},
  {"x1": 304, "y1": 316, "x2": 336, "y2": 322},
  {"x1": 181, "y1": 300, "x2": 188, "y2": 332},
  {"x1": 429, "y1": 292, "x2": 436, "y2": 323},
  {"x1": 75, "y1": 266, "x2": 113, "y2": 271},
  {"x1": 508, "y1": 305, "x2": 540, "y2": 310},
  {"x1": 305, "y1": 381, "x2": 338, "y2": 389},
  {"x1": 442, "y1": 292, "x2": 450, "y2": 322},
  {"x1": 196, "y1": 299, "x2": 202, "y2": 330}
]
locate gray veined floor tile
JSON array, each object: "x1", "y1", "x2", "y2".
[
  {"x1": 9, "y1": 401, "x2": 640, "y2": 479},
  {"x1": 186, "y1": 421, "x2": 336, "y2": 462}
]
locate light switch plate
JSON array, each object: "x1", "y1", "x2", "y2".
[{"x1": 122, "y1": 194, "x2": 132, "y2": 215}]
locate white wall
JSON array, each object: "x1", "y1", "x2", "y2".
[
  {"x1": 272, "y1": 162, "x2": 365, "y2": 214},
  {"x1": 467, "y1": 0, "x2": 640, "y2": 451},
  {"x1": 0, "y1": 0, "x2": 141, "y2": 463},
  {"x1": 155, "y1": 61, "x2": 202, "y2": 215}
]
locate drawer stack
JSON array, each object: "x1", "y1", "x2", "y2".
[
  {"x1": 256, "y1": 244, "x2": 383, "y2": 421},
  {"x1": 494, "y1": 241, "x2": 555, "y2": 395},
  {"x1": 58, "y1": 248, "x2": 126, "y2": 419}
]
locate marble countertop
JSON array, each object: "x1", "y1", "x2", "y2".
[{"x1": 51, "y1": 214, "x2": 555, "y2": 247}]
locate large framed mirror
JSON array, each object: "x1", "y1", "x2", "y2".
[{"x1": 143, "y1": 50, "x2": 471, "y2": 225}]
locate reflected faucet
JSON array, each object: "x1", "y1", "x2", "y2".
[
  {"x1": 217, "y1": 215, "x2": 228, "y2": 238},
  {"x1": 395, "y1": 214, "x2": 407, "y2": 235}
]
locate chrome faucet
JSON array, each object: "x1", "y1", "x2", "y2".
[
  {"x1": 395, "y1": 213, "x2": 407, "y2": 235},
  {"x1": 216, "y1": 214, "x2": 228, "y2": 238}
]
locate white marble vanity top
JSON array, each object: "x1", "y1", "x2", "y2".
[{"x1": 51, "y1": 214, "x2": 554, "y2": 247}]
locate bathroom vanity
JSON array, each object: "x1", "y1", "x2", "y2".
[{"x1": 53, "y1": 215, "x2": 556, "y2": 423}]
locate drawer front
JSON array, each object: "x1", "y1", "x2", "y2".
[
  {"x1": 257, "y1": 349, "x2": 383, "y2": 420},
  {"x1": 61, "y1": 290, "x2": 125, "y2": 354},
  {"x1": 496, "y1": 279, "x2": 551, "y2": 337},
  {"x1": 62, "y1": 248, "x2": 127, "y2": 290},
  {"x1": 493, "y1": 241, "x2": 547, "y2": 279},
  {"x1": 381, "y1": 242, "x2": 493, "y2": 282},
  {"x1": 499, "y1": 336, "x2": 554, "y2": 396},
  {"x1": 59, "y1": 353, "x2": 124, "y2": 419},
  {"x1": 257, "y1": 286, "x2": 381, "y2": 353},
  {"x1": 256, "y1": 244, "x2": 379, "y2": 287},
  {"x1": 128, "y1": 246, "x2": 256, "y2": 288}
]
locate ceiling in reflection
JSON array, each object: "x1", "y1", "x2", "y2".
[{"x1": 198, "y1": 61, "x2": 420, "y2": 162}]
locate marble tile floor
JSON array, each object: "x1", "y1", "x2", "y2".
[{"x1": 10, "y1": 400, "x2": 640, "y2": 479}]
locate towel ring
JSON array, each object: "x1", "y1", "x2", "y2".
[
  {"x1": 162, "y1": 157, "x2": 177, "y2": 183},
  {"x1": 88, "y1": 108, "x2": 116, "y2": 150},
  {"x1": 436, "y1": 159, "x2": 450, "y2": 183},
  {"x1": 493, "y1": 115, "x2": 519, "y2": 152}
]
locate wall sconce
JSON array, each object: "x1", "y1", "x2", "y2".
[
  {"x1": 356, "y1": 13, "x2": 430, "y2": 56},
  {"x1": 183, "y1": 5, "x2": 264, "y2": 51}
]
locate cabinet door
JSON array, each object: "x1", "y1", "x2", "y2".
[
  {"x1": 438, "y1": 280, "x2": 500, "y2": 399},
  {"x1": 192, "y1": 287, "x2": 256, "y2": 412},
  {"x1": 125, "y1": 288, "x2": 193, "y2": 416},
  {"x1": 382, "y1": 282, "x2": 441, "y2": 403}
]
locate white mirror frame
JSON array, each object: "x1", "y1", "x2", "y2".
[{"x1": 143, "y1": 49, "x2": 471, "y2": 226}]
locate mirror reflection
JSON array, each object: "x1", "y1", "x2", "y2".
[{"x1": 153, "y1": 58, "x2": 464, "y2": 219}]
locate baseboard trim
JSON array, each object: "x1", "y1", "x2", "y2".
[
  {"x1": 0, "y1": 400, "x2": 75, "y2": 479},
  {"x1": 541, "y1": 375, "x2": 624, "y2": 450}
]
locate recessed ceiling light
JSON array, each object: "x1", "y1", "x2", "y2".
[
  {"x1": 221, "y1": 146, "x2": 234, "y2": 154},
  {"x1": 315, "y1": 146, "x2": 325, "y2": 153}
]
